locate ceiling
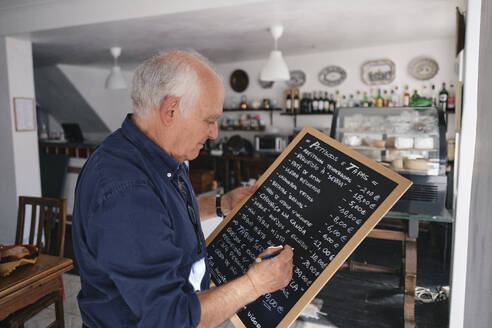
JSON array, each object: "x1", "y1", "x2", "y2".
[{"x1": 10, "y1": 0, "x2": 456, "y2": 69}]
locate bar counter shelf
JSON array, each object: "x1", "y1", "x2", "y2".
[{"x1": 39, "y1": 140, "x2": 100, "y2": 158}]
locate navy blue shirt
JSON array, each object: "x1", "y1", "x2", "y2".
[{"x1": 72, "y1": 114, "x2": 209, "y2": 328}]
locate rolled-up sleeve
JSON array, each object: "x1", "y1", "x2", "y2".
[{"x1": 87, "y1": 183, "x2": 201, "y2": 327}]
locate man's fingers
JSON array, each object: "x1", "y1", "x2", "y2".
[
  {"x1": 257, "y1": 245, "x2": 283, "y2": 257},
  {"x1": 278, "y1": 245, "x2": 294, "y2": 261}
]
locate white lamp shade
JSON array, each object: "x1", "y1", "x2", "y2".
[
  {"x1": 260, "y1": 50, "x2": 290, "y2": 82},
  {"x1": 105, "y1": 66, "x2": 127, "y2": 90}
]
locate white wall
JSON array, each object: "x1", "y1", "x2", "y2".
[
  {"x1": 58, "y1": 64, "x2": 133, "y2": 132},
  {"x1": 0, "y1": 37, "x2": 41, "y2": 243}
]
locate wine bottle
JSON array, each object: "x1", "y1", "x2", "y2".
[
  {"x1": 312, "y1": 91, "x2": 318, "y2": 112},
  {"x1": 285, "y1": 90, "x2": 292, "y2": 113},
  {"x1": 293, "y1": 89, "x2": 300, "y2": 113},
  {"x1": 329, "y1": 94, "x2": 335, "y2": 112},
  {"x1": 322, "y1": 92, "x2": 328, "y2": 112},
  {"x1": 439, "y1": 83, "x2": 448, "y2": 111}
]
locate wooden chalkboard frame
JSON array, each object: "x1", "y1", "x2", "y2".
[{"x1": 206, "y1": 126, "x2": 412, "y2": 328}]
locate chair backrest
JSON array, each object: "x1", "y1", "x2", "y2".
[{"x1": 14, "y1": 196, "x2": 67, "y2": 257}]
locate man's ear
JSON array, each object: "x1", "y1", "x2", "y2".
[{"x1": 159, "y1": 96, "x2": 180, "y2": 126}]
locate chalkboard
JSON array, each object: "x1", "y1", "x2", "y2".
[{"x1": 206, "y1": 126, "x2": 412, "y2": 328}]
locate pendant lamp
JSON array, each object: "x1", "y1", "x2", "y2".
[
  {"x1": 105, "y1": 47, "x2": 127, "y2": 90},
  {"x1": 260, "y1": 25, "x2": 290, "y2": 82}
]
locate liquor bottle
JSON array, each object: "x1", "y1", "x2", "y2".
[
  {"x1": 389, "y1": 89, "x2": 396, "y2": 107},
  {"x1": 329, "y1": 94, "x2": 335, "y2": 112},
  {"x1": 431, "y1": 84, "x2": 437, "y2": 107},
  {"x1": 348, "y1": 94, "x2": 355, "y2": 107},
  {"x1": 312, "y1": 91, "x2": 318, "y2": 112},
  {"x1": 341, "y1": 95, "x2": 347, "y2": 108},
  {"x1": 447, "y1": 83, "x2": 455, "y2": 112},
  {"x1": 285, "y1": 90, "x2": 292, "y2": 113},
  {"x1": 335, "y1": 90, "x2": 341, "y2": 109},
  {"x1": 368, "y1": 88, "x2": 375, "y2": 107},
  {"x1": 323, "y1": 91, "x2": 330, "y2": 112},
  {"x1": 393, "y1": 86, "x2": 400, "y2": 107},
  {"x1": 293, "y1": 89, "x2": 300, "y2": 113},
  {"x1": 402, "y1": 85, "x2": 410, "y2": 107},
  {"x1": 383, "y1": 89, "x2": 389, "y2": 107},
  {"x1": 375, "y1": 89, "x2": 384, "y2": 107},
  {"x1": 355, "y1": 90, "x2": 361, "y2": 107},
  {"x1": 362, "y1": 92, "x2": 369, "y2": 107},
  {"x1": 410, "y1": 89, "x2": 420, "y2": 106},
  {"x1": 439, "y1": 83, "x2": 448, "y2": 111}
]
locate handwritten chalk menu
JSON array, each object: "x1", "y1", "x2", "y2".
[{"x1": 206, "y1": 126, "x2": 411, "y2": 328}]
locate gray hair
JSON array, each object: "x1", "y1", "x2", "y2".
[{"x1": 131, "y1": 50, "x2": 220, "y2": 118}]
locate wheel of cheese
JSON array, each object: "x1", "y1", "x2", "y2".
[{"x1": 403, "y1": 158, "x2": 429, "y2": 171}]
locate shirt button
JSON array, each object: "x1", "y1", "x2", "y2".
[{"x1": 167, "y1": 173, "x2": 172, "y2": 178}]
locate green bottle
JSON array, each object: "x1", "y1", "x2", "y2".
[
  {"x1": 376, "y1": 89, "x2": 383, "y2": 107},
  {"x1": 362, "y1": 92, "x2": 369, "y2": 107}
]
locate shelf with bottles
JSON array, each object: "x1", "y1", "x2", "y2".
[
  {"x1": 280, "y1": 111, "x2": 333, "y2": 116},
  {"x1": 223, "y1": 107, "x2": 282, "y2": 112},
  {"x1": 285, "y1": 81, "x2": 457, "y2": 113},
  {"x1": 219, "y1": 126, "x2": 266, "y2": 132}
]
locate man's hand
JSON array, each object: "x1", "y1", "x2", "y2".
[
  {"x1": 245, "y1": 245, "x2": 294, "y2": 296},
  {"x1": 221, "y1": 185, "x2": 257, "y2": 216}
]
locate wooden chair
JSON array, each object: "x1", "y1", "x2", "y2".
[{"x1": 1, "y1": 196, "x2": 67, "y2": 328}]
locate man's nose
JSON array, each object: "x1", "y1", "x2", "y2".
[{"x1": 209, "y1": 122, "x2": 218, "y2": 140}]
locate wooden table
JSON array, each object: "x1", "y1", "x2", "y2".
[{"x1": 0, "y1": 254, "x2": 73, "y2": 321}]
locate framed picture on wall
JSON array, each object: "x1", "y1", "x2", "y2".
[{"x1": 13, "y1": 97, "x2": 36, "y2": 132}]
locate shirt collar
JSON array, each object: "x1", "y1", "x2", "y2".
[{"x1": 121, "y1": 114, "x2": 184, "y2": 178}]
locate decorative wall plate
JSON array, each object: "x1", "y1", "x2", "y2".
[
  {"x1": 361, "y1": 59, "x2": 395, "y2": 85},
  {"x1": 318, "y1": 66, "x2": 346, "y2": 87},
  {"x1": 408, "y1": 56, "x2": 439, "y2": 80},
  {"x1": 287, "y1": 70, "x2": 306, "y2": 88},
  {"x1": 230, "y1": 69, "x2": 249, "y2": 92}
]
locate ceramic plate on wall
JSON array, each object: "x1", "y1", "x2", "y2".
[
  {"x1": 408, "y1": 56, "x2": 439, "y2": 80},
  {"x1": 361, "y1": 59, "x2": 395, "y2": 85},
  {"x1": 287, "y1": 70, "x2": 306, "y2": 88},
  {"x1": 318, "y1": 65, "x2": 346, "y2": 87},
  {"x1": 230, "y1": 69, "x2": 249, "y2": 92}
]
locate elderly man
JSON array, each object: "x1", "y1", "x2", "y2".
[{"x1": 72, "y1": 50, "x2": 293, "y2": 328}]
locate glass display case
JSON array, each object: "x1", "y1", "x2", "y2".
[{"x1": 331, "y1": 107, "x2": 447, "y2": 215}]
